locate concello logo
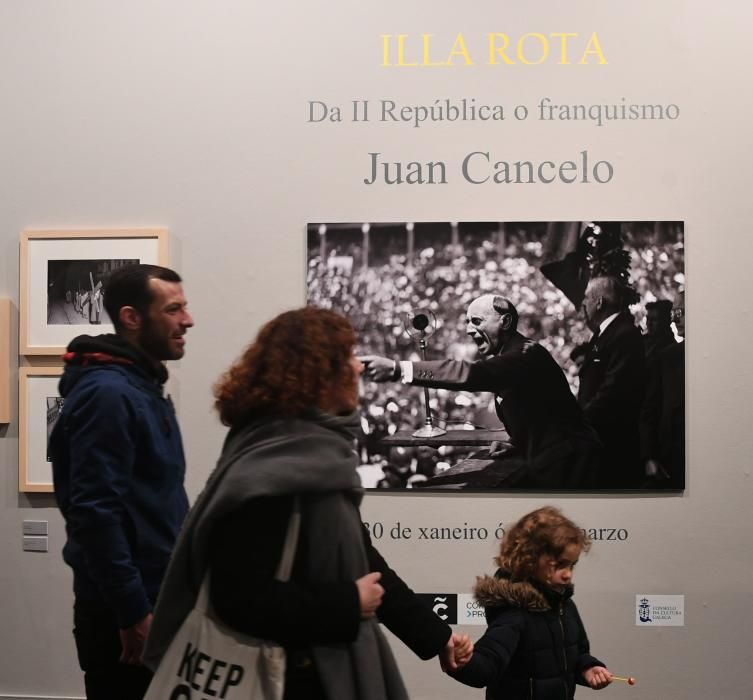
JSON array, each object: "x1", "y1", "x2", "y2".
[
  {"x1": 417, "y1": 593, "x2": 458, "y2": 624},
  {"x1": 638, "y1": 597, "x2": 652, "y2": 623}
]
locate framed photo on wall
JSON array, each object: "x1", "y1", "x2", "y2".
[
  {"x1": 19, "y1": 365, "x2": 64, "y2": 493},
  {"x1": 0, "y1": 298, "x2": 10, "y2": 424},
  {"x1": 307, "y1": 220, "x2": 685, "y2": 492},
  {"x1": 20, "y1": 228, "x2": 168, "y2": 355}
]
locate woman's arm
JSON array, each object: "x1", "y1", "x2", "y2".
[
  {"x1": 363, "y1": 524, "x2": 452, "y2": 658},
  {"x1": 209, "y1": 495, "x2": 361, "y2": 646}
]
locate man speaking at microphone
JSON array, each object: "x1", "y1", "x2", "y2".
[{"x1": 361, "y1": 294, "x2": 601, "y2": 489}]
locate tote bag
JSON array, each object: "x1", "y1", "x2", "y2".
[{"x1": 144, "y1": 501, "x2": 301, "y2": 700}]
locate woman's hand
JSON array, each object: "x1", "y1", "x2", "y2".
[{"x1": 356, "y1": 572, "x2": 384, "y2": 618}]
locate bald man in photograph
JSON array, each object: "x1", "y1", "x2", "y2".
[
  {"x1": 579, "y1": 276, "x2": 647, "y2": 488},
  {"x1": 363, "y1": 295, "x2": 602, "y2": 489}
]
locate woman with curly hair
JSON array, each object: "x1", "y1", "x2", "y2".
[
  {"x1": 145, "y1": 307, "x2": 467, "y2": 699},
  {"x1": 446, "y1": 506, "x2": 612, "y2": 700}
]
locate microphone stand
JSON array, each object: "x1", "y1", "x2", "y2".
[{"x1": 412, "y1": 333, "x2": 447, "y2": 439}]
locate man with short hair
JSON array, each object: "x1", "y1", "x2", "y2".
[
  {"x1": 643, "y1": 299, "x2": 676, "y2": 363},
  {"x1": 640, "y1": 295, "x2": 685, "y2": 488},
  {"x1": 578, "y1": 275, "x2": 646, "y2": 488},
  {"x1": 362, "y1": 294, "x2": 601, "y2": 489},
  {"x1": 50, "y1": 264, "x2": 193, "y2": 699}
]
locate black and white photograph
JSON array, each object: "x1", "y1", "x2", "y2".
[
  {"x1": 47, "y1": 259, "x2": 138, "y2": 326},
  {"x1": 20, "y1": 228, "x2": 167, "y2": 355},
  {"x1": 45, "y1": 396, "x2": 64, "y2": 463},
  {"x1": 19, "y1": 367, "x2": 63, "y2": 492},
  {"x1": 307, "y1": 221, "x2": 685, "y2": 492}
]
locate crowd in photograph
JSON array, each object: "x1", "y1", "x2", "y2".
[{"x1": 307, "y1": 222, "x2": 684, "y2": 488}]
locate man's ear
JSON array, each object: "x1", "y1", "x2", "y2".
[
  {"x1": 119, "y1": 306, "x2": 142, "y2": 332},
  {"x1": 500, "y1": 313, "x2": 514, "y2": 331}
]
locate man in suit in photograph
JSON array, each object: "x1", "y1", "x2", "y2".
[
  {"x1": 640, "y1": 295, "x2": 685, "y2": 489},
  {"x1": 643, "y1": 299, "x2": 677, "y2": 363},
  {"x1": 578, "y1": 275, "x2": 647, "y2": 488},
  {"x1": 362, "y1": 294, "x2": 602, "y2": 489}
]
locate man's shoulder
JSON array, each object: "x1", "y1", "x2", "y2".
[
  {"x1": 658, "y1": 340, "x2": 684, "y2": 365},
  {"x1": 601, "y1": 313, "x2": 642, "y2": 345},
  {"x1": 63, "y1": 364, "x2": 148, "y2": 403},
  {"x1": 498, "y1": 335, "x2": 550, "y2": 362}
]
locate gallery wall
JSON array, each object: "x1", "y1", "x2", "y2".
[{"x1": 1, "y1": 2, "x2": 752, "y2": 698}]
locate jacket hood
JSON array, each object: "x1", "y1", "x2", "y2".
[
  {"x1": 59, "y1": 333, "x2": 168, "y2": 396},
  {"x1": 473, "y1": 569, "x2": 574, "y2": 612}
]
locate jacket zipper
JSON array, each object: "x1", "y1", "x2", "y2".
[
  {"x1": 559, "y1": 603, "x2": 568, "y2": 699},
  {"x1": 559, "y1": 603, "x2": 567, "y2": 670},
  {"x1": 529, "y1": 677, "x2": 534, "y2": 699}
]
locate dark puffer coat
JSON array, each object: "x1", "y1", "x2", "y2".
[{"x1": 449, "y1": 570, "x2": 605, "y2": 700}]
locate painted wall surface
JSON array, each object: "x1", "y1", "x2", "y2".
[{"x1": 1, "y1": 2, "x2": 752, "y2": 698}]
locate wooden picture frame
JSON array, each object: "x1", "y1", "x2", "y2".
[
  {"x1": 20, "y1": 228, "x2": 169, "y2": 355},
  {"x1": 0, "y1": 299, "x2": 10, "y2": 424},
  {"x1": 19, "y1": 365, "x2": 64, "y2": 493}
]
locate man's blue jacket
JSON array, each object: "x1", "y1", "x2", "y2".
[{"x1": 50, "y1": 334, "x2": 189, "y2": 628}]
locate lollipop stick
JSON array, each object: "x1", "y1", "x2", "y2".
[{"x1": 612, "y1": 675, "x2": 636, "y2": 685}]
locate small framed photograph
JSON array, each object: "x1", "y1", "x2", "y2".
[
  {"x1": 20, "y1": 228, "x2": 169, "y2": 355},
  {"x1": 19, "y1": 365, "x2": 64, "y2": 493}
]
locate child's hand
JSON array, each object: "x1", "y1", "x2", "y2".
[
  {"x1": 583, "y1": 666, "x2": 612, "y2": 689},
  {"x1": 453, "y1": 634, "x2": 474, "y2": 668},
  {"x1": 439, "y1": 633, "x2": 473, "y2": 672}
]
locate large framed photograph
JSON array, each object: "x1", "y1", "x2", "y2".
[
  {"x1": 19, "y1": 366, "x2": 64, "y2": 493},
  {"x1": 20, "y1": 228, "x2": 168, "y2": 355},
  {"x1": 0, "y1": 298, "x2": 10, "y2": 424},
  {"x1": 307, "y1": 221, "x2": 685, "y2": 492}
]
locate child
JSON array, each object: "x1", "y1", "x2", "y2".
[{"x1": 448, "y1": 506, "x2": 612, "y2": 699}]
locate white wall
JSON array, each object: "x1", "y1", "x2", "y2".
[{"x1": 1, "y1": 2, "x2": 752, "y2": 698}]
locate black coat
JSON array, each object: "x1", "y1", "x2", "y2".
[
  {"x1": 578, "y1": 313, "x2": 646, "y2": 488},
  {"x1": 640, "y1": 341, "x2": 685, "y2": 488},
  {"x1": 208, "y1": 495, "x2": 451, "y2": 698},
  {"x1": 412, "y1": 332, "x2": 601, "y2": 488},
  {"x1": 450, "y1": 572, "x2": 604, "y2": 700}
]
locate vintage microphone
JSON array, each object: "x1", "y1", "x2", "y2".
[{"x1": 402, "y1": 309, "x2": 447, "y2": 438}]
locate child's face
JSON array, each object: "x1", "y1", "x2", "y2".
[{"x1": 534, "y1": 543, "x2": 582, "y2": 591}]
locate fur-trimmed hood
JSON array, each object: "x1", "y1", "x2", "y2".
[{"x1": 473, "y1": 570, "x2": 573, "y2": 612}]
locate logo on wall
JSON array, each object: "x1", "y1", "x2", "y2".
[
  {"x1": 635, "y1": 594, "x2": 685, "y2": 626},
  {"x1": 638, "y1": 597, "x2": 652, "y2": 622},
  {"x1": 417, "y1": 594, "x2": 458, "y2": 624},
  {"x1": 457, "y1": 593, "x2": 487, "y2": 625},
  {"x1": 418, "y1": 593, "x2": 489, "y2": 625}
]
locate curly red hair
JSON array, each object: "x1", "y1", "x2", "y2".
[
  {"x1": 495, "y1": 506, "x2": 591, "y2": 580},
  {"x1": 214, "y1": 306, "x2": 357, "y2": 426}
]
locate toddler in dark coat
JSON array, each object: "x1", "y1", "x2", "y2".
[{"x1": 448, "y1": 506, "x2": 612, "y2": 700}]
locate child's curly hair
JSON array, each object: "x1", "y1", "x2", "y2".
[{"x1": 495, "y1": 506, "x2": 591, "y2": 580}]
